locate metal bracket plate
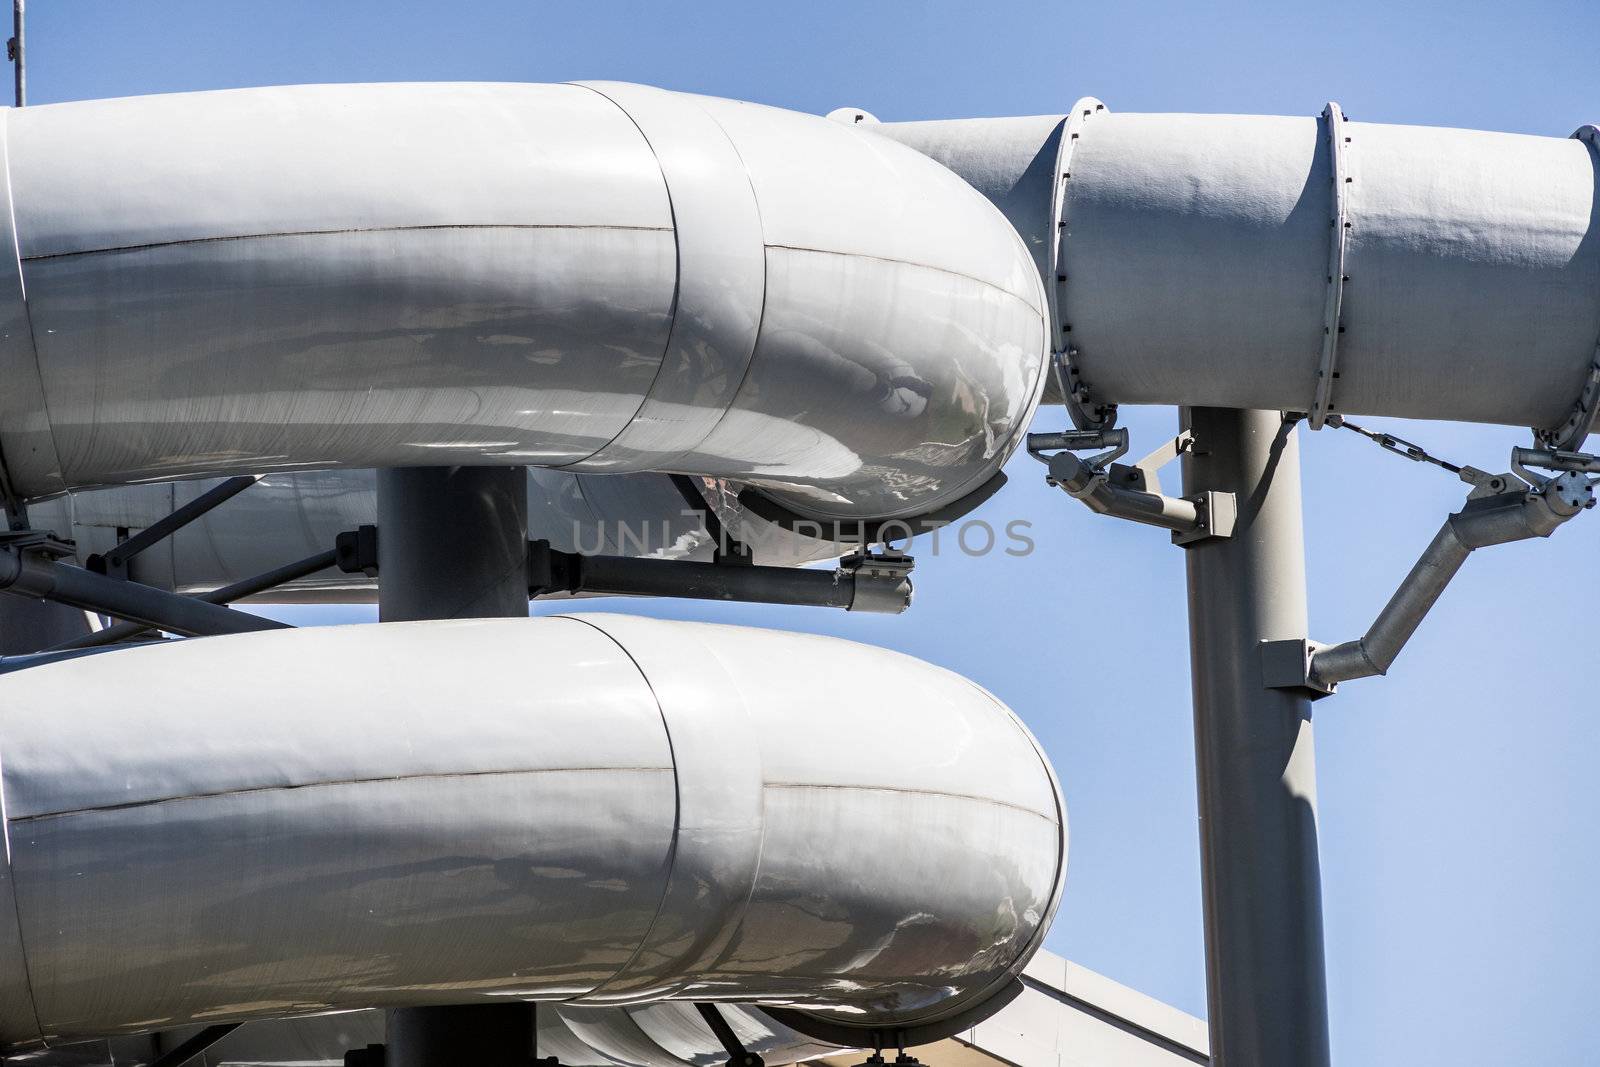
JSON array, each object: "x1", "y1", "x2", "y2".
[
  {"x1": 0, "y1": 528, "x2": 75, "y2": 558},
  {"x1": 1309, "y1": 101, "x2": 1352, "y2": 430},
  {"x1": 1172, "y1": 490, "x2": 1237, "y2": 547},
  {"x1": 1260, "y1": 638, "x2": 1336, "y2": 699}
]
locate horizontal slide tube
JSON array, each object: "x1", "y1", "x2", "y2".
[
  {"x1": 0, "y1": 82, "x2": 1048, "y2": 523},
  {"x1": 0, "y1": 615, "x2": 1065, "y2": 1051},
  {"x1": 875, "y1": 106, "x2": 1600, "y2": 438}
]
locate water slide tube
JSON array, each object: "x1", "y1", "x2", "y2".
[
  {"x1": 16, "y1": 93, "x2": 1598, "y2": 603},
  {"x1": 0, "y1": 81, "x2": 1048, "y2": 519},
  {"x1": 0, "y1": 80, "x2": 1061, "y2": 1063},
  {"x1": 871, "y1": 105, "x2": 1600, "y2": 439},
  {"x1": 0, "y1": 79, "x2": 1593, "y2": 1064},
  {"x1": 0, "y1": 615, "x2": 1064, "y2": 1055}
]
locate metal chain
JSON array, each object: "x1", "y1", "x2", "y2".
[{"x1": 1323, "y1": 415, "x2": 1465, "y2": 476}]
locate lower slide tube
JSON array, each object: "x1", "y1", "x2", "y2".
[{"x1": 0, "y1": 614, "x2": 1065, "y2": 1054}]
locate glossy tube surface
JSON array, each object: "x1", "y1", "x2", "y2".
[
  {"x1": 0, "y1": 615, "x2": 1065, "y2": 1051},
  {"x1": 0, "y1": 82, "x2": 1049, "y2": 522}
]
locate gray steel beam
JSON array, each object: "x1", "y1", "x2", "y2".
[
  {"x1": 48, "y1": 548, "x2": 339, "y2": 652},
  {"x1": 376, "y1": 466, "x2": 531, "y2": 1065},
  {"x1": 146, "y1": 1023, "x2": 241, "y2": 1067},
  {"x1": 1180, "y1": 408, "x2": 1329, "y2": 1067},
  {"x1": 88, "y1": 474, "x2": 257, "y2": 579},
  {"x1": 0, "y1": 546, "x2": 284, "y2": 638}
]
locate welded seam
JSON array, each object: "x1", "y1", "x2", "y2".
[
  {"x1": 765, "y1": 243, "x2": 1045, "y2": 310},
  {"x1": 583, "y1": 96, "x2": 775, "y2": 507},
  {"x1": 21, "y1": 222, "x2": 673, "y2": 263},
  {"x1": 0, "y1": 740, "x2": 48, "y2": 1043},
  {"x1": 10, "y1": 764, "x2": 673, "y2": 824},
  {"x1": 1538, "y1": 124, "x2": 1600, "y2": 450},
  {"x1": 762, "y1": 781, "x2": 1056, "y2": 823},
  {"x1": 626, "y1": 94, "x2": 771, "y2": 477},
  {"x1": 558, "y1": 83, "x2": 685, "y2": 471},
  {"x1": 0, "y1": 108, "x2": 64, "y2": 508},
  {"x1": 555, "y1": 614, "x2": 685, "y2": 1001}
]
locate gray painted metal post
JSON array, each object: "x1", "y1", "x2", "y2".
[
  {"x1": 385, "y1": 1004, "x2": 534, "y2": 1067},
  {"x1": 10, "y1": 0, "x2": 22, "y2": 109},
  {"x1": 1180, "y1": 408, "x2": 1330, "y2": 1067},
  {"x1": 376, "y1": 466, "x2": 531, "y2": 1065},
  {"x1": 376, "y1": 466, "x2": 529, "y2": 623}
]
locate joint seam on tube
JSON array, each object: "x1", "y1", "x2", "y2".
[
  {"x1": 0, "y1": 740, "x2": 48, "y2": 1046},
  {"x1": 1050, "y1": 97, "x2": 1113, "y2": 431},
  {"x1": 562, "y1": 82, "x2": 768, "y2": 475},
  {"x1": 1536, "y1": 125, "x2": 1600, "y2": 450},
  {"x1": 554, "y1": 613, "x2": 685, "y2": 1003},
  {"x1": 0, "y1": 107, "x2": 64, "y2": 507},
  {"x1": 1309, "y1": 102, "x2": 1351, "y2": 430}
]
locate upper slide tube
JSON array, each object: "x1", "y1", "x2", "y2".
[{"x1": 0, "y1": 82, "x2": 1049, "y2": 521}]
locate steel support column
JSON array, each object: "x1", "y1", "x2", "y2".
[
  {"x1": 1180, "y1": 408, "x2": 1329, "y2": 1067},
  {"x1": 384, "y1": 1004, "x2": 534, "y2": 1067},
  {"x1": 376, "y1": 466, "x2": 531, "y2": 1066},
  {"x1": 375, "y1": 466, "x2": 529, "y2": 623}
]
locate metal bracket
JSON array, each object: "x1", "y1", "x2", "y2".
[
  {"x1": 0, "y1": 527, "x2": 74, "y2": 559},
  {"x1": 854, "y1": 1054, "x2": 929, "y2": 1067},
  {"x1": 1172, "y1": 490, "x2": 1237, "y2": 547},
  {"x1": 839, "y1": 547, "x2": 915, "y2": 613},
  {"x1": 1049, "y1": 96, "x2": 1115, "y2": 431},
  {"x1": 672, "y1": 473, "x2": 753, "y2": 563},
  {"x1": 1297, "y1": 457, "x2": 1595, "y2": 694},
  {"x1": 1028, "y1": 428, "x2": 1234, "y2": 544},
  {"x1": 1261, "y1": 638, "x2": 1336, "y2": 700},
  {"x1": 1309, "y1": 101, "x2": 1352, "y2": 430},
  {"x1": 1534, "y1": 124, "x2": 1600, "y2": 451},
  {"x1": 1107, "y1": 429, "x2": 1192, "y2": 495},
  {"x1": 1512, "y1": 445, "x2": 1600, "y2": 482}
]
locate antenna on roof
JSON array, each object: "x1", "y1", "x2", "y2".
[{"x1": 6, "y1": 0, "x2": 21, "y2": 107}]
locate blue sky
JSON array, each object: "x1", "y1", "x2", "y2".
[{"x1": 25, "y1": 3, "x2": 1600, "y2": 1064}]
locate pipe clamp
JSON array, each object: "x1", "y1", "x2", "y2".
[
  {"x1": 1050, "y1": 97, "x2": 1113, "y2": 430},
  {"x1": 1534, "y1": 126, "x2": 1600, "y2": 451},
  {"x1": 1309, "y1": 102, "x2": 1352, "y2": 430}
]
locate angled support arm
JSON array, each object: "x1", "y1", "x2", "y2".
[{"x1": 1268, "y1": 466, "x2": 1593, "y2": 697}]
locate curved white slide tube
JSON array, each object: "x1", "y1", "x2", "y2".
[
  {"x1": 0, "y1": 82, "x2": 1049, "y2": 523},
  {"x1": 0, "y1": 615, "x2": 1065, "y2": 1052}
]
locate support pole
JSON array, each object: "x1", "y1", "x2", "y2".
[
  {"x1": 375, "y1": 466, "x2": 528, "y2": 623},
  {"x1": 9, "y1": 0, "x2": 22, "y2": 109},
  {"x1": 376, "y1": 466, "x2": 531, "y2": 1066},
  {"x1": 384, "y1": 1004, "x2": 533, "y2": 1067},
  {"x1": 1180, "y1": 409, "x2": 1330, "y2": 1067}
]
